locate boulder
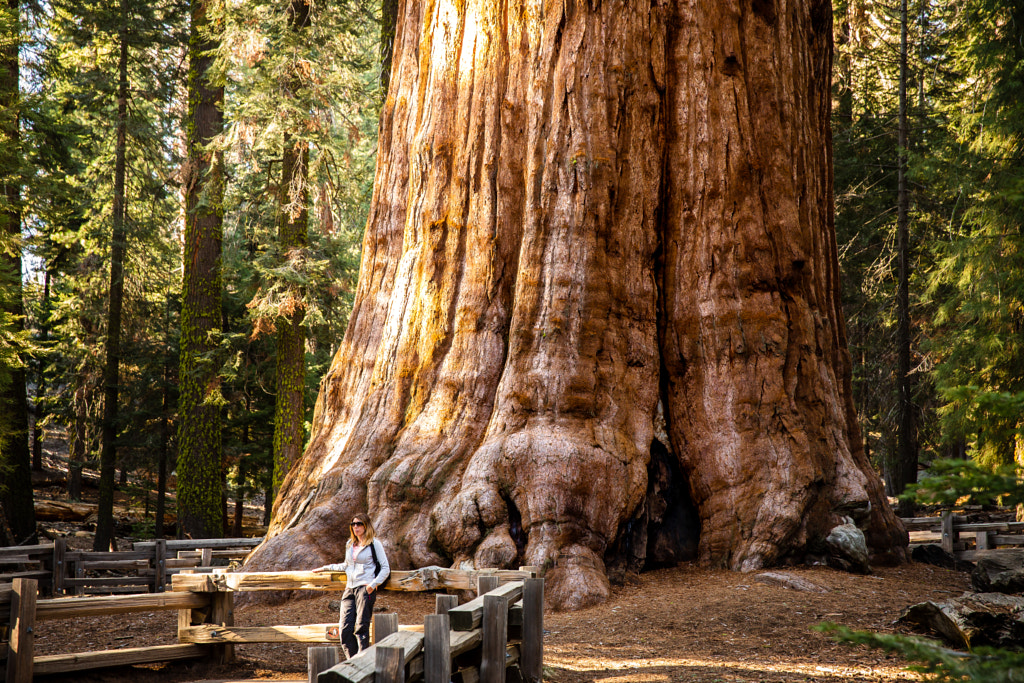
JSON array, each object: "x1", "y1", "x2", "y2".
[
  {"x1": 972, "y1": 551, "x2": 1024, "y2": 594},
  {"x1": 825, "y1": 522, "x2": 871, "y2": 574},
  {"x1": 898, "y1": 592, "x2": 1024, "y2": 649}
]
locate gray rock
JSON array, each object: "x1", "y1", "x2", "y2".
[
  {"x1": 753, "y1": 571, "x2": 828, "y2": 593},
  {"x1": 825, "y1": 522, "x2": 871, "y2": 574}
]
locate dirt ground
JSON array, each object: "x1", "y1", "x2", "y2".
[{"x1": 30, "y1": 560, "x2": 971, "y2": 683}]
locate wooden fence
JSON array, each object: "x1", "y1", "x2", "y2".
[
  {"x1": 0, "y1": 537, "x2": 262, "y2": 598},
  {"x1": 903, "y1": 512, "x2": 1024, "y2": 560},
  {"x1": 2, "y1": 566, "x2": 541, "y2": 683}
]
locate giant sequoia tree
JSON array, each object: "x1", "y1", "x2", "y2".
[{"x1": 244, "y1": 0, "x2": 908, "y2": 608}]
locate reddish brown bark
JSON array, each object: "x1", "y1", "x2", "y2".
[{"x1": 244, "y1": 0, "x2": 907, "y2": 609}]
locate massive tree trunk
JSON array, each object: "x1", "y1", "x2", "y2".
[{"x1": 244, "y1": 0, "x2": 907, "y2": 609}]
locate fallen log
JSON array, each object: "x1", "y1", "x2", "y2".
[
  {"x1": 898, "y1": 592, "x2": 1024, "y2": 648},
  {"x1": 33, "y1": 500, "x2": 97, "y2": 522}
]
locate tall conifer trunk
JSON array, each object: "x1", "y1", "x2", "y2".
[
  {"x1": 270, "y1": 0, "x2": 311, "y2": 500},
  {"x1": 178, "y1": 0, "x2": 226, "y2": 538},
  {"x1": 94, "y1": 5, "x2": 130, "y2": 551},
  {"x1": 0, "y1": 0, "x2": 35, "y2": 545},
  {"x1": 245, "y1": 0, "x2": 908, "y2": 608}
]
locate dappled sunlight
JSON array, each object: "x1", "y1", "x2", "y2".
[{"x1": 545, "y1": 652, "x2": 920, "y2": 681}]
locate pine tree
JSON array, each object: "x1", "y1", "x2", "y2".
[
  {"x1": 177, "y1": 0, "x2": 226, "y2": 539},
  {"x1": 0, "y1": 0, "x2": 36, "y2": 545}
]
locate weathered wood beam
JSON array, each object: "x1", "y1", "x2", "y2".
[
  {"x1": 32, "y1": 644, "x2": 207, "y2": 675},
  {"x1": 35, "y1": 591, "x2": 208, "y2": 620},
  {"x1": 448, "y1": 582, "x2": 523, "y2": 631}
]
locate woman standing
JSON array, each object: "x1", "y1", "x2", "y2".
[{"x1": 314, "y1": 512, "x2": 390, "y2": 658}]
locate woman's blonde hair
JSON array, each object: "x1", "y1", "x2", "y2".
[{"x1": 348, "y1": 512, "x2": 376, "y2": 546}]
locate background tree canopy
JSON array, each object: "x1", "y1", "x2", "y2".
[{"x1": 0, "y1": 0, "x2": 1022, "y2": 547}]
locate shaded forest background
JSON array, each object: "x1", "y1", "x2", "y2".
[{"x1": 0, "y1": 0, "x2": 1022, "y2": 546}]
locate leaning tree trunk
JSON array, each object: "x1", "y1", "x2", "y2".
[{"x1": 244, "y1": 0, "x2": 907, "y2": 609}]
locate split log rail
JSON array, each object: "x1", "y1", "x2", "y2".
[
  {"x1": 0, "y1": 537, "x2": 262, "y2": 598},
  {"x1": 902, "y1": 512, "x2": 1024, "y2": 560},
  {"x1": 2, "y1": 566, "x2": 542, "y2": 683}
]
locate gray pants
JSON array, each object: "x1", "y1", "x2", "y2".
[{"x1": 339, "y1": 585, "x2": 376, "y2": 658}]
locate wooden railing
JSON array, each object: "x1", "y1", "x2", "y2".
[
  {"x1": 903, "y1": 512, "x2": 1024, "y2": 560},
  {"x1": 2, "y1": 566, "x2": 541, "y2": 683},
  {"x1": 0, "y1": 537, "x2": 262, "y2": 598}
]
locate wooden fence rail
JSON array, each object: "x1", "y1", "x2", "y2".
[
  {"x1": 0, "y1": 536, "x2": 263, "y2": 600},
  {"x1": 902, "y1": 512, "x2": 1024, "y2": 560},
  {"x1": 2, "y1": 566, "x2": 541, "y2": 683}
]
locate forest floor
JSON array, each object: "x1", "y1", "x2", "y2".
[{"x1": 26, "y1": 454, "x2": 972, "y2": 683}]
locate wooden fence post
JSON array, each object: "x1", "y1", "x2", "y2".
[
  {"x1": 52, "y1": 537, "x2": 66, "y2": 596},
  {"x1": 201, "y1": 547, "x2": 213, "y2": 568},
  {"x1": 436, "y1": 594, "x2": 458, "y2": 615},
  {"x1": 941, "y1": 511, "x2": 956, "y2": 554},
  {"x1": 374, "y1": 613, "x2": 399, "y2": 643},
  {"x1": 376, "y1": 645, "x2": 405, "y2": 683},
  {"x1": 477, "y1": 575, "x2": 498, "y2": 596},
  {"x1": 308, "y1": 645, "x2": 340, "y2": 683},
  {"x1": 481, "y1": 594, "x2": 508, "y2": 683},
  {"x1": 424, "y1": 613, "x2": 451, "y2": 683},
  {"x1": 521, "y1": 578, "x2": 543, "y2": 683},
  {"x1": 210, "y1": 590, "x2": 235, "y2": 664},
  {"x1": 5, "y1": 578, "x2": 38, "y2": 683},
  {"x1": 154, "y1": 539, "x2": 167, "y2": 593}
]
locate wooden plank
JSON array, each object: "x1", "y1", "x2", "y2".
[
  {"x1": 449, "y1": 582, "x2": 523, "y2": 631},
  {"x1": 133, "y1": 538, "x2": 262, "y2": 551},
  {"x1": 66, "y1": 550, "x2": 153, "y2": 562},
  {"x1": 180, "y1": 623, "x2": 316, "y2": 645},
  {"x1": 388, "y1": 568, "x2": 535, "y2": 593},
  {"x1": 976, "y1": 530, "x2": 990, "y2": 551},
  {"x1": 79, "y1": 559, "x2": 150, "y2": 571},
  {"x1": 476, "y1": 575, "x2": 498, "y2": 597},
  {"x1": 375, "y1": 613, "x2": 399, "y2": 643},
  {"x1": 0, "y1": 545, "x2": 53, "y2": 560},
  {"x1": 210, "y1": 589, "x2": 235, "y2": 663},
  {"x1": 377, "y1": 645, "x2": 406, "y2": 683},
  {"x1": 172, "y1": 571, "x2": 345, "y2": 593},
  {"x1": 954, "y1": 548, "x2": 1024, "y2": 561},
  {"x1": 154, "y1": 539, "x2": 167, "y2": 593},
  {"x1": 424, "y1": 614, "x2": 450, "y2": 683},
  {"x1": 169, "y1": 569, "x2": 536, "y2": 594},
  {"x1": 319, "y1": 630, "x2": 424, "y2": 683},
  {"x1": 176, "y1": 549, "x2": 251, "y2": 559},
  {"x1": 453, "y1": 645, "x2": 520, "y2": 683},
  {"x1": 32, "y1": 643, "x2": 207, "y2": 675},
  {"x1": 36, "y1": 591, "x2": 208, "y2": 620},
  {"x1": 940, "y1": 512, "x2": 956, "y2": 554},
  {"x1": 64, "y1": 576, "x2": 153, "y2": 587},
  {"x1": 0, "y1": 571, "x2": 48, "y2": 582},
  {"x1": 5, "y1": 578, "x2": 37, "y2": 683},
  {"x1": 955, "y1": 521, "x2": 1024, "y2": 533},
  {"x1": 520, "y1": 578, "x2": 543, "y2": 683},
  {"x1": 436, "y1": 594, "x2": 458, "y2": 615},
  {"x1": 0, "y1": 557, "x2": 37, "y2": 566},
  {"x1": 309, "y1": 646, "x2": 341, "y2": 683},
  {"x1": 52, "y1": 537, "x2": 66, "y2": 596},
  {"x1": 481, "y1": 595, "x2": 508, "y2": 683},
  {"x1": 991, "y1": 534, "x2": 1024, "y2": 546}
]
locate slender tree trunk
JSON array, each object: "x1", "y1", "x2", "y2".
[
  {"x1": 245, "y1": 0, "x2": 907, "y2": 609},
  {"x1": 94, "y1": 7, "x2": 130, "y2": 552},
  {"x1": 271, "y1": 0, "x2": 311, "y2": 501},
  {"x1": 178, "y1": 0, "x2": 226, "y2": 538},
  {"x1": 894, "y1": 0, "x2": 917, "y2": 517},
  {"x1": 68, "y1": 382, "x2": 87, "y2": 501},
  {"x1": 156, "y1": 299, "x2": 171, "y2": 537},
  {"x1": 31, "y1": 270, "x2": 50, "y2": 471},
  {"x1": 0, "y1": 0, "x2": 35, "y2": 544}
]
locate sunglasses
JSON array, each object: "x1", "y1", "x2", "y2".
[{"x1": 350, "y1": 521, "x2": 365, "y2": 527}]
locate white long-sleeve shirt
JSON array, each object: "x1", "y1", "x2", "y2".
[{"x1": 321, "y1": 538, "x2": 390, "y2": 589}]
